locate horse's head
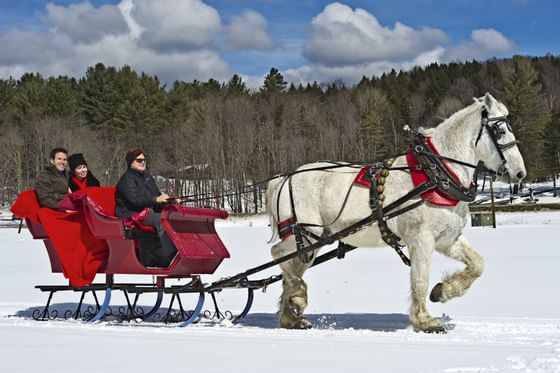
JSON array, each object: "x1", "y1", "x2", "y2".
[{"x1": 474, "y1": 93, "x2": 526, "y2": 183}]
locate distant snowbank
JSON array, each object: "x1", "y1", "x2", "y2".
[
  {"x1": 495, "y1": 210, "x2": 560, "y2": 226},
  {"x1": 218, "y1": 210, "x2": 560, "y2": 229},
  {"x1": 216, "y1": 214, "x2": 270, "y2": 227}
]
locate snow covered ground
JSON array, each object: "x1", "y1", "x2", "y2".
[{"x1": 1, "y1": 211, "x2": 560, "y2": 373}]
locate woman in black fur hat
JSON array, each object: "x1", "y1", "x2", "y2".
[{"x1": 68, "y1": 153, "x2": 101, "y2": 192}]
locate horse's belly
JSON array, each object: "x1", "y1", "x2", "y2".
[{"x1": 340, "y1": 225, "x2": 385, "y2": 248}]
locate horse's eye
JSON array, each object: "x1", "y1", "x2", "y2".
[{"x1": 491, "y1": 126, "x2": 501, "y2": 139}]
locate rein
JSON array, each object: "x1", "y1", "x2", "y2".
[{"x1": 175, "y1": 163, "x2": 367, "y2": 204}]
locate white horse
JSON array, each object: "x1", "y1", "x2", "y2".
[{"x1": 266, "y1": 93, "x2": 526, "y2": 333}]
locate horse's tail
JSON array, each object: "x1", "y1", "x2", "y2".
[{"x1": 266, "y1": 175, "x2": 286, "y2": 243}]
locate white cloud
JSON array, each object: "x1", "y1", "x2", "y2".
[
  {"x1": 442, "y1": 29, "x2": 515, "y2": 62},
  {"x1": 0, "y1": 0, "x2": 518, "y2": 88},
  {"x1": 0, "y1": 0, "x2": 231, "y2": 84},
  {"x1": 44, "y1": 1, "x2": 129, "y2": 44},
  {"x1": 130, "y1": 0, "x2": 222, "y2": 53},
  {"x1": 225, "y1": 10, "x2": 275, "y2": 51},
  {"x1": 128, "y1": 48, "x2": 231, "y2": 84},
  {"x1": 287, "y1": 3, "x2": 515, "y2": 86},
  {"x1": 0, "y1": 30, "x2": 57, "y2": 66},
  {"x1": 303, "y1": 2, "x2": 447, "y2": 67}
]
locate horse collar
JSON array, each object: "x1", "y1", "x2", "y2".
[{"x1": 409, "y1": 135, "x2": 478, "y2": 204}]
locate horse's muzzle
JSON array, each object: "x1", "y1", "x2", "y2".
[{"x1": 507, "y1": 168, "x2": 526, "y2": 184}]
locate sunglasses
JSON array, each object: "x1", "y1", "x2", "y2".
[{"x1": 135, "y1": 158, "x2": 147, "y2": 164}]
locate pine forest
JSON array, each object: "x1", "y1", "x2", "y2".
[{"x1": 1, "y1": 55, "x2": 559, "y2": 212}]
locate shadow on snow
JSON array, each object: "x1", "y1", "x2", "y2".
[{"x1": 13, "y1": 303, "x2": 411, "y2": 331}]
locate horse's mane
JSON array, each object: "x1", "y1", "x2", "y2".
[
  {"x1": 440, "y1": 99, "x2": 483, "y2": 131},
  {"x1": 429, "y1": 97, "x2": 486, "y2": 156},
  {"x1": 421, "y1": 98, "x2": 484, "y2": 138}
]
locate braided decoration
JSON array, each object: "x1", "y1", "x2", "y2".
[{"x1": 372, "y1": 159, "x2": 411, "y2": 267}]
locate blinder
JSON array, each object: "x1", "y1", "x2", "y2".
[{"x1": 476, "y1": 108, "x2": 520, "y2": 177}]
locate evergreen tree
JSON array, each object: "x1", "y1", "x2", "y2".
[
  {"x1": 0, "y1": 78, "x2": 16, "y2": 125},
  {"x1": 502, "y1": 55, "x2": 551, "y2": 178},
  {"x1": 304, "y1": 81, "x2": 322, "y2": 97},
  {"x1": 44, "y1": 76, "x2": 80, "y2": 120},
  {"x1": 361, "y1": 111, "x2": 389, "y2": 159},
  {"x1": 204, "y1": 78, "x2": 222, "y2": 93},
  {"x1": 225, "y1": 74, "x2": 248, "y2": 96},
  {"x1": 136, "y1": 72, "x2": 169, "y2": 132},
  {"x1": 355, "y1": 87, "x2": 391, "y2": 158},
  {"x1": 79, "y1": 63, "x2": 119, "y2": 129},
  {"x1": 260, "y1": 67, "x2": 287, "y2": 94},
  {"x1": 9, "y1": 73, "x2": 47, "y2": 123},
  {"x1": 543, "y1": 107, "x2": 560, "y2": 173}
]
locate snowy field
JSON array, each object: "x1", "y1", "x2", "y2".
[{"x1": 1, "y1": 211, "x2": 559, "y2": 373}]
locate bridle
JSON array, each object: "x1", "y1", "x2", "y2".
[{"x1": 475, "y1": 108, "x2": 520, "y2": 177}]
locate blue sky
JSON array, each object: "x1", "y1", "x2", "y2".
[{"x1": 0, "y1": 0, "x2": 558, "y2": 87}]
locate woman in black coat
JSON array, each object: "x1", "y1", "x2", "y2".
[{"x1": 115, "y1": 148, "x2": 177, "y2": 267}]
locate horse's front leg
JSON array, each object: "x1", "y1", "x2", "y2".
[
  {"x1": 430, "y1": 234, "x2": 484, "y2": 303},
  {"x1": 408, "y1": 233, "x2": 445, "y2": 333},
  {"x1": 271, "y1": 236, "x2": 314, "y2": 329}
]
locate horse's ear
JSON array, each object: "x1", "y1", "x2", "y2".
[{"x1": 483, "y1": 92, "x2": 495, "y2": 110}]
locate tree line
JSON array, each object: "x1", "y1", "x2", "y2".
[{"x1": 0, "y1": 55, "x2": 559, "y2": 212}]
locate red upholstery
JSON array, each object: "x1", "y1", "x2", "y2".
[
  {"x1": 10, "y1": 190, "x2": 41, "y2": 225},
  {"x1": 60, "y1": 188, "x2": 124, "y2": 239},
  {"x1": 11, "y1": 189, "x2": 108, "y2": 287}
]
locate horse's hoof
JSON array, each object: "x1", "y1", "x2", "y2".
[
  {"x1": 295, "y1": 318, "x2": 312, "y2": 329},
  {"x1": 413, "y1": 324, "x2": 446, "y2": 334},
  {"x1": 429, "y1": 282, "x2": 443, "y2": 302},
  {"x1": 279, "y1": 317, "x2": 312, "y2": 330},
  {"x1": 424, "y1": 325, "x2": 446, "y2": 334}
]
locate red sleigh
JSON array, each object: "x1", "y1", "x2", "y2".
[{"x1": 11, "y1": 187, "x2": 232, "y2": 325}]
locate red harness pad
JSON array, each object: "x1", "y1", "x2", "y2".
[
  {"x1": 406, "y1": 137, "x2": 460, "y2": 207},
  {"x1": 353, "y1": 166, "x2": 380, "y2": 188},
  {"x1": 278, "y1": 217, "x2": 296, "y2": 240}
]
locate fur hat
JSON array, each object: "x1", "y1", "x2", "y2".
[
  {"x1": 125, "y1": 148, "x2": 145, "y2": 168},
  {"x1": 68, "y1": 153, "x2": 87, "y2": 171}
]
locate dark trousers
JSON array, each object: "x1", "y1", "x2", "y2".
[{"x1": 143, "y1": 209, "x2": 178, "y2": 267}]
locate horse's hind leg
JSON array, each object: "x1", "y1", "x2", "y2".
[
  {"x1": 430, "y1": 234, "x2": 484, "y2": 303},
  {"x1": 271, "y1": 236, "x2": 314, "y2": 329}
]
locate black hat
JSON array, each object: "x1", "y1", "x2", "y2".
[{"x1": 68, "y1": 153, "x2": 87, "y2": 171}]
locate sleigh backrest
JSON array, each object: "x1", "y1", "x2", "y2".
[{"x1": 9, "y1": 190, "x2": 64, "y2": 273}]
